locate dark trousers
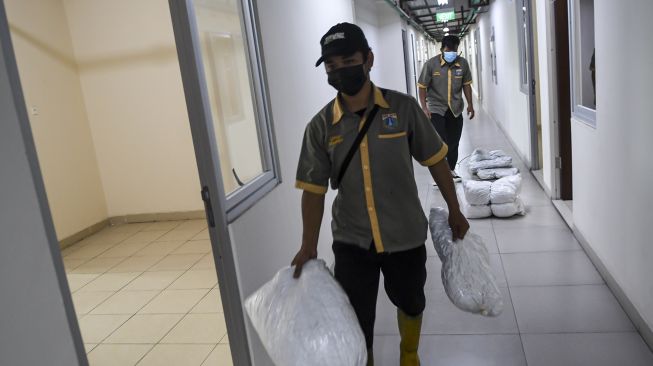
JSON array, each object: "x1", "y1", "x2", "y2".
[
  {"x1": 333, "y1": 242, "x2": 427, "y2": 349},
  {"x1": 431, "y1": 109, "x2": 464, "y2": 171}
]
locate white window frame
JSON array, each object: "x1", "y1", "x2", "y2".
[
  {"x1": 568, "y1": 0, "x2": 597, "y2": 128},
  {"x1": 516, "y1": 0, "x2": 531, "y2": 94}
]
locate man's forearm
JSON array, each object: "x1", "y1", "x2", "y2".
[
  {"x1": 301, "y1": 191, "x2": 325, "y2": 250},
  {"x1": 418, "y1": 87, "x2": 428, "y2": 110},
  {"x1": 429, "y1": 160, "x2": 461, "y2": 212},
  {"x1": 463, "y1": 85, "x2": 473, "y2": 107}
]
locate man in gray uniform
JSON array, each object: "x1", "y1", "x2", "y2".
[
  {"x1": 291, "y1": 23, "x2": 469, "y2": 366},
  {"x1": 418, "y1": 35, "x2": 475, "y2": 182}
]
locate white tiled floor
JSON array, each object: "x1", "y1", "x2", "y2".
[
  {"x1": 370, "y1": 106, "x2": 653, "y2": 365},
  {"x1": 62, "y1": 219, "x2": 233, "y2": 366}
]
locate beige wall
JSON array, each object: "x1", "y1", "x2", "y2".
[
  {"x1": 62, "y1": 0, "x2": 202, "y2": 217},
  {"x1": 5, "y1": 0, "x2": 107, "y2": 240}
]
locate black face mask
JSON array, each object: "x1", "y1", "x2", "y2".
[{"x1": 327, "y1": 64, "x2": 368, "y2": 96}]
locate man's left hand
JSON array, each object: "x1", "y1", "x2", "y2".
[
  {"x1": 467, "y1": 105, "x2": 475, "y2": 120},
  {"x1": 449, "y1": 209, "x2": 470, "y2": 241}
]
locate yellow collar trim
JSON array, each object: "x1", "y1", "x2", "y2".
[
  {"x1": 440, "y1": 54, "x2": 446, "y2": 66},
  {"x1": 332, "y1": 85, "x2": 390, "y2": 125}
]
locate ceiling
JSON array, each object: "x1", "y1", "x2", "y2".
[{"x1": 397, "y1": 0, "x2": 488, "y2": 41}]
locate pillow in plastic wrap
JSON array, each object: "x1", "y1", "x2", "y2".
[
  {"x1": 462, "y1": 180, "x2": 492, "y2": 205},
  {"x1": 469, "y1": 149, "x2": 507, "y2": 163},
  {"x1": 428, "y1": 208, "x2": 504, "y2": 316},
  {"x1": 244, "y1": 259, "x2": 367, "y2": 366},
  {"x1": 490, "y1": 174, "x2": 522, "y2": 204},
  {"x1": 469, "y1": 156, "x2": 513, "y2": 173},
  {"x1": 491, "y1": 198, "x2": 526, "y2": 217},
  {"x1": 456, "y1": 184, "x2": 492, "y2": 219},
  {"x1": 476, "y1": 167, "x2": 519, "y2": 180}
]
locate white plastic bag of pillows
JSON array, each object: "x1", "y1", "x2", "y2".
[
  {"x1": 244, "y1": 259, "x2": 367, "y2": 366},
  {"x1": 456, "y1": 184, "x2": 492, "y2": 219},
  {"x1": 428, "y1": 208, "x2": 504, "y2": 316},
  {"x1": 476, "y1": 167, "x2": 519, "y2": 180},
  {"x1": 491, "y1": 198, "x2": 526, "y2": 217},
  {"x1": 490, "y1": 174, "x2": 522, "y2": 204},
  {"x1": 463, "y1": 180, "x2": 492, "y2": 205},
  {"x1": 469, "y1": 156, "x2": 513, "y2": 173},
  {"x1": 469, "y1": 148, "x2": 507, "y2": 163}
]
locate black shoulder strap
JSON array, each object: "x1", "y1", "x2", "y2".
[{"x1": 337, "y1": 88, "x2": 387, "y2": 187}]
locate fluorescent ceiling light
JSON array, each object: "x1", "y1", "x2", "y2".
[
  {"x1": 443, "y1": 27, "x2": 450, "y2": 32},
  {"x1": 438, "y1": 0, "x2": 449, "y2": 5}
]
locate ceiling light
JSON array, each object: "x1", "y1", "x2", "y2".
[
  {"x1": 438, "y1": 0, "x2": 449, "y2": 5},
  {"x1": 443, "y1": 27, "x2": 450, "y2": 32},
  {"x1": 445, "y1": 33, "x2": 449, "y2": 36}
]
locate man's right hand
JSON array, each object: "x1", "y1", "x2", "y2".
[
  {"x1": 422, "y1": 106, "x2": 431, "y2": 119},
  {"x1": 291, "y1": 245, "x2": 317, "y2": 278}
]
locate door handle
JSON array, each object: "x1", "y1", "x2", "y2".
[{"x1": 201, "y1": 186, "x2": 216, "y2": 228}]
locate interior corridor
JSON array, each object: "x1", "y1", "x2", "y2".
[{"x1": 370, "y1": 104, "x2": 653, "y2": 365}]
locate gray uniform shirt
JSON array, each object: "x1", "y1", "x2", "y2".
[
  {"x1": 418, "y1": 54, "x2": 473, "y2": 117},
  {"x1": 295, "y1": 85, "x2": 448, "y2": 253}
]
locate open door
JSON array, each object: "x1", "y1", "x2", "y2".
[{"x1": 167, "y1": 0, "x2": 280, "y2": 364}]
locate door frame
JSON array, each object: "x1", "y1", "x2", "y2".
[
  {"x1": 168, "y1": 1, "x2": 254, "y2": 364},
  {"x1": 553, "y1": 0, "x2": 573, "y2": 200},
  {"x1": 473, "y1": 27, "x2": 483, "y2": 101},
  {"x1": 522, "y1": 0, "x2": 541, "y2": 170},
  {"x1": 0, "y1": 2, "x2": 89, "y2": 364}
]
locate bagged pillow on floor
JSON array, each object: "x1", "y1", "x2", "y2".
[
  {"x1": 476, "y1": 167, "x2": 519, "y2": 180},
  {"x1": 469, "y1": 149, "x2": 508, "y2": 163},
  {"x1": 491, "y1": 198, "x2": 526, "y2": 217},
  {"x1": 490, "y1": 174, "x2": 522, "y2": 204},
  {"x1": 244, "y1": 259, "x2": 367, "y2": 366},
  {"x1": 429, "y1": 208, "x2": 504, "y2": 316},
  {"x1": 456, "y1": 184, "x2": 492, "y2": 219},
  {"x1": 462, "y1": 180, "x2": 492, "y2": 205},
  {"x1": 469, "y1": 156, "x2": 513, "y2": 173}
]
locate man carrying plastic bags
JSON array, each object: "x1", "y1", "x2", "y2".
[{"x1": 291, "y1": 23, "x2": 470, "y2": 366}]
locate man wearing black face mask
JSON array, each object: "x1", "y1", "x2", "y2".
[
  {"x1": 418, "y1": 35, "x2": 474, "y2": 183},
  {"x1": 291, "y1": 23, "x2": 469, "y2": 366}
]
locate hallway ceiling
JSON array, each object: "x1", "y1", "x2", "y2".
[{"x1": 398, "y1": 0, "x2": 487, "y2": 41}]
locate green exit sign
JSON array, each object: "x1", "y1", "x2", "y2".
[{"x1": 436, "y1": 9, "x2": 456, "y2": 22}]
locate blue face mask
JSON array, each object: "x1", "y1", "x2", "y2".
[{"x1": 443, "y1": 51, "x2": 458, "y2": 63}]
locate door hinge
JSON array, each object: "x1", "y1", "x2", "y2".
[
  {"x1": 201, "y1": 186, "x2": 216, "y2": 228},
  {"x1": 555, "y1": 156, "x2": 562, "y2": 169}
]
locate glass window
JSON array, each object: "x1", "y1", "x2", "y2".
[
  {"x1": 569, "y1": 0, "x2": 596, "y2": 126},
  {"x1": 186, "y1": 0, "x2": 279, "y2": 220},
  {"x1": 490, "y1": 26, "x2": 498, "y2": 85},
  {"x1": 193, "y1": 0, "x2": 264, "y2": 195}
]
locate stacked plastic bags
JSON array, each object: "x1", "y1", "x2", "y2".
[
  {"x1": 429, "y1": 208, "x2": 504, "y2": 316},
  {"x1": 457, "y1": 174, "x2": 526, "y2": 218},
  {"x1": 245, "y1": 260, "x2": 367, "y2": 366},
  {"x1": 490, "y1": 175, "x2": 526, "y2": 217},
  {"x1": 468, "y1": 149, "x2": 514, "y2": 175}
]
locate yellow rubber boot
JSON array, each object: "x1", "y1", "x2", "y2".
[
  {"x1": 366, "y1": 347, "x2": 374, "y2": 366},
  {"x1": 398, "y1": 309, "x2": 422, "y2": 366}
]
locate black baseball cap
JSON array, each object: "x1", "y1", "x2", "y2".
[{"x1": 315, "y1": 22, "x2": 370, "y2": 67}]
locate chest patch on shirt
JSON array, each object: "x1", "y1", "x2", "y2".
[
  {"x1": 382, "y1": 113, "x2": 399, "y2": 130},
  {"x1": 328, "y1": 135, "x2": 344, "y2": 147},
  {"x1": 454, "y1": 69, "x2": 464, "y2": 77}
]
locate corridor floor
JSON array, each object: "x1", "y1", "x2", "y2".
[
  {"x1": 371, "y1": 106, "x2": 653, "y2": 365},
  {"x1": 61, "y1": 219, "x2": 232, "y2": 366}
]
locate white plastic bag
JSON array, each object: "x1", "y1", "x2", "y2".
[
  {"x1": 244, "y1": 260, "x2": 367, "y2": 366},
  {"x1": 469, "y1": 149, "x2": 507, "y2": 163},
  {"x1": 476, "y1": 167, "x2": 519, "y2": 180},
  {"x1": 429, "y1": 208, "x2": 504, "y2": 316},
  {"x1": 456, "y1": 184, "x2": 492, "y2": 219},
  {"x1": 491, "y1": 198, "x2": 526, "y2": 217},
  {"x1": 490, "y1": 174, "x2": 522, "y2": 204},
  {"x1": 463, "y1": 180, "x2": 492, "y2": 205},
  {"x1": 469, "y1": 156, "x2": 513, "y2": 173}
]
